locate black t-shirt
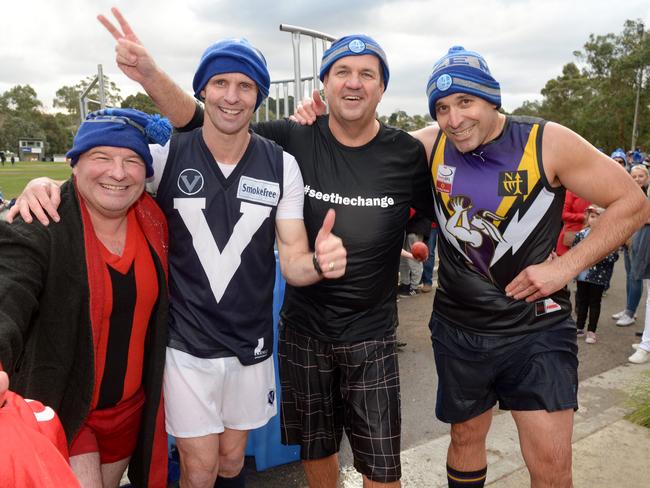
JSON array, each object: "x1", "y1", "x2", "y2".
[{"x1": 254, "y1": 117, "x2": 434, "y2": 342}]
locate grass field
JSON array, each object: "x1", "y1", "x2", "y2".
[{"x1": 0, "y1": 161, "x2": 72, "y2": 199}]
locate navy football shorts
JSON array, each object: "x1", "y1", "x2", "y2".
[{"x1": 429, "y1": 313, "x2": 579, "y2": 424}]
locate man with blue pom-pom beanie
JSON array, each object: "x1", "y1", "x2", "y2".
[{"x1": 0, "y1": 108, "x2": 172, "y2": 487}]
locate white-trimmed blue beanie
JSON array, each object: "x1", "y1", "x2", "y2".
[
  {"x1": 610, "y1": 148, "x2": 626, "y2": 161},
  {"x1": 66, "y1": 108, "x2": 172, "y2": 178},
  {"x1": 426, "y1": 46, "x2": 501, "y2": 119},
  {"x1": 319, "y1": 34, "x2": 389, "y2": 89},
  {"x1": 192, "y1": 38, "x2": 270, "y2": 110}
]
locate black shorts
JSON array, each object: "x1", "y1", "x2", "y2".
[
  {"x1": 278, "y1": 323, "x2": 401, "y2": 483},
  {"x1": 429, "y1": 314, "x2": 578, "y2": 424}
]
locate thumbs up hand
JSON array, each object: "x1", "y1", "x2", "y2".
[{"x1": 314, "y1": 209, "x2": 347, "y2": 279}]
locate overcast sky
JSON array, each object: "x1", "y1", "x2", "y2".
[{"x1": 2, "y1": 0, "x2": 648, "y2": 117}]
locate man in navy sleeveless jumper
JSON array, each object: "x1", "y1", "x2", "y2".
[
  {"x1": 103, "y1": 15, "x2": 346, "y2": 488},
  {"x1": 406, "y1": 47, "x2": 650, "y2": 487},
  {"x1": 0, "y1": 108, "x2": 171, "y2": 487},
  {"x1": 68, "y1": 11, "x2": 435, "y2": 488}
]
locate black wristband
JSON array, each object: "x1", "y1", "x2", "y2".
[{"x1": 312, "y1": 252, "x2": 323, "y2": 275}]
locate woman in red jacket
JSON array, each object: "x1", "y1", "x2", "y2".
[{"x1": 556, "y1": 190, "x2": 590, "y2": 256}]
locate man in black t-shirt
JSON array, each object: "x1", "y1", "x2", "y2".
[{"x1": 74, "y1": 25, "x2": 433, "y2": 488}]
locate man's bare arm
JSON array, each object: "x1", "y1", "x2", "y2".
[
  {"x1": 410, "y1": 125, "x2": 440, "y2": 162},
  {"x1": 275, "y1": 209, "x2": 347, "y2": 286},
  {"x1": 506, "y1": 122, "x2": 650, "y2": 302},
  {"x1": 97, "y1": 7, "x2": 196, "y2": 127},
  {"x1": 5, "y1": 178, "x2": 63, "y2": 225}
]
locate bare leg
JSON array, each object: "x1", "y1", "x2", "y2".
[
  {"x1": 511, "y1": 409, "x2": 574, "y2": 488},
  {"x1": 176, "y1": 433, "x2": 220, "y2": 488},
  {"x1": 362, "y1": 475, "x2": 401, "y2": 487},
  {"x1": 217, "y1": 428, "x2": 249, "y2": 478},
  {"x1": 100, "y1": 457, "x2": 130, "y2": 488},
  {"x1": 70, "y1": 452, "x2": 103, "y2": 488},
  {"x1": 302, "y1": 454, "x2": 339, "y2": 488},
  {"x1": 447, "y1": 409, "x2": 493, "y2": 471}
]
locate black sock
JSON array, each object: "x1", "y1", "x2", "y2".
[
  {"x1": 447, "y1": 464, "x2": 487, "y2": 487},
  {"x1": 215, "y1": 470, "x2": 245, "y2": 487}
]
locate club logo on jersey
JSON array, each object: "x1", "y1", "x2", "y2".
[
  {"x1": 174, "y1": 198, "x2": 272, "y2": 302},
  {"x1": 267, "y1": 389, "x2": 275, "y2": 406},
  {"x1": 442, "y1": 195, "x2": 506, "y2": 283},
  {"x1": 254, "y1": 337, "x2": 268, "y2": 359},
  {"x1": 498, "y1": 171, "x2": 528, "y2": 197},
  {"x1": 177, "y1": 168, "x2": 205, "y2": 195},
  {"x1": 535, "y1": 298, "x2": 562, "y2": 316},
  {"x1": 237, "y1": 176, "x2": 280, "y2": 206},
  {"x1": 436, "y1": 165, "x2": 456, "y2": 194}
]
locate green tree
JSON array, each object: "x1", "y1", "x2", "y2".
[
  {"x1": 0, "y1": 85, "x2": 45, "y2": 154},
  {"x1": 0, "y1": 85, "x2": 42, "y2": 114},
  {"x1": 379, "y1": 110, "x2": 431, "y2": 131},
  {"x1": 41, "y1": 113, "x2": 75, "y2": 155},
  {"x1": 512, "y1": 19, "x2": 650, "y2": 151},
  {"x1": 0, "y1": 113, "x2": 44, "y2": 154},
  {"x1": 54, "y1": 76, "x2": 123, "y2": 119},
  {"x1": 121, "y1": 92, "x2": 158, "y2": 114}
]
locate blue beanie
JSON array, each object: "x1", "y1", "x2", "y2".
[
  {"x1": 192, "y1": 38, "x2": 270, "y2": 110},
  {"x1": 66, "y1": 108, "x2": 172, "y2": 178},
  {"x1": 632, "y1": 150, "x2": 644, "y2": 164},
  {"x1": 319, "y1": 35, "x2": 389, "y2": 89},
  {"x1": 426, "y1": 46, "x2": 501, "y2": 119},
  {"x1": 611, "y1": 148, "x2": 626, "y2": 160}
]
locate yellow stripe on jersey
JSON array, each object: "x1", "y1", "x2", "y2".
[
  {"x1": 493, "y1": 123, "x2": 541, "y2": 224},
  {"x1": 431, "y1": 133, "x2": 451, "y2": 209}
]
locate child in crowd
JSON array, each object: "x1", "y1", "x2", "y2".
[{"x1": 573, "y1": 205, "x2": 619, "y2": 343}]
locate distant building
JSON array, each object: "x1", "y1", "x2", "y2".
[{"x1": 18, "y1": 138, "x2": 45, "y2": 162}]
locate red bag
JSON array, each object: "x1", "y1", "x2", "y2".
[{"x1": 0, "y1": 391, "x2": 81, "y2": 488}]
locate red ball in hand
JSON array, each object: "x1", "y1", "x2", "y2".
[{"x1": 410, "y1": 241, "x2": 429, "y2": 262}]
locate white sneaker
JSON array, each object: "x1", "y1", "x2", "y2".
[
  {"x1": 612, "y1": 310, "x2": 626, "y2": 320},
  {"x1": 632, "y1": 343, "x2": 640, "y2": 350},
  {"x1": 616, "y1": 313, "x2": 636, "y2": 327},
  {"x1": 628, "y1": 348, "x2": 650, "y2": 364},
  {"x1": 585, "y1": 331, "x2": 597, "y2": 344}
]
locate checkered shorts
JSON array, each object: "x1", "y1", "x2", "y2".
[{"x1": 278, "y1": 323, "x2": 401, "y2": 483}]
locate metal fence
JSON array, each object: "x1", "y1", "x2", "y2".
[
  {"x1": 80, "y1": 25, "x2": 337, "y2": 123},
  {"x1": 255, "y1": 25, "x2": 336, "y2": 122},
  {"x1": 79, "y1": 64, "x2": 107, "y2": 122}
]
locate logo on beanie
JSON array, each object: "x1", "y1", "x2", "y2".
[
  {"x1": 178, "y1": 168, "x2": 205, "y2": 196},
  {"x1": 437, "y1": 74, "x2": 452, "y2": 91},
  {"x1": 348, "y1": 39, "x2": 366, "y2": 53}
]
